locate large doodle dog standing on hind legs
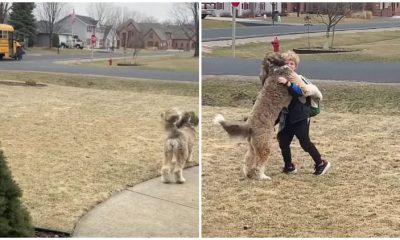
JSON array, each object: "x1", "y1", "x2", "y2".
[{"x1": 214, "y1": 52, "x2": 322, "y2": 180}]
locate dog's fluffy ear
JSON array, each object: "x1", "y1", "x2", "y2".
[
  {"x1": 187, "y1": 111, "x2": 199, "y2": 127},
  {"x1": 266, "y1": 52, "x2": 286, "y2": 67},
  {"x1": 162, "y1": 108, "x2": 182, "y2": 126},
  {"x1": 178, "y1": 111, "x2": 199, "y2": 127}
]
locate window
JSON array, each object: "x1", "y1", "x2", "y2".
[
  {"x1": 149, "y1": 32, "x2": 153, "y2": 38},
  {"x1": 87, "y1": 26, "x2": 95, "y2": 32},
  {"x1": 0, "y1": 30, "x2": 8, "y2": 39}
]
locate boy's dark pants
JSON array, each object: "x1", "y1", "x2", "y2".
[{"x1": 278, "y1": 118, "x2": 322, "y2": 168}]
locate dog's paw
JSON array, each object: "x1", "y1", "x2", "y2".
[
  {"x1": 176, "y1": 177, "x2": 186, "y2": 184},
  {"x1": 255, "y1": 171, "x2": 272, "y2": 181},
  {"x1": 161, "y1": 175, "x2": 172, "y2": 183}
]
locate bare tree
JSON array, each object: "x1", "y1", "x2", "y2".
[
  {"x1": 86, "y1": 2, "x2": 112, "y2": 25},
  {"x1": 315, "y1": 2, "x2": 351, "y2": 49},
  {"x1": 0, "y1": 2, "x2": 11, "y2": 23},
  {"x1": 172, "y1": 3, "x2": 199, "y2": 57},
  {"x1": 141, "y1": 16, "x2": 159, "y2": 23},
  {"x1": 37, "y1": 2, "x2": 66, "y2": 48}
]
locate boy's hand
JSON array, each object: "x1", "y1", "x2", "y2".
[{"x1": 278, "y1": 77, "x2": 291, "y2": 87}]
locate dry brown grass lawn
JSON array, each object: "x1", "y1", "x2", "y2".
[
  {"x1": 202, "y1": 77, "x2": 400, "y2": 237},
  {"x1": 0, "y1": 79, "x2": 198, "y2": 233}
]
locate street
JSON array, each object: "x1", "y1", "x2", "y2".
[
  {"x1": 203, "y1": 21, "x2": 400, "y2": 41},
  {"x1": 0, "y1": 51, "x2": 199, "y2": 82},
  {"x1": 203, "y1": 57, "x2": 400, "y2": 83}
]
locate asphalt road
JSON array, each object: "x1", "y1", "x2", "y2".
[
  {"x1": 0, "y1": 51, "x2": 199, "y2": 82},
  {"x1": 203, "y1": 21, "x2": 400, "y2": 41},
  {"x1": 203, "y1": 57, "x2": 400, "y2": 83}
]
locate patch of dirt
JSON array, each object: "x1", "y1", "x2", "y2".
[
  {"x1": 293, "y1": 47, "x2": 362, "y2": 54},
  {"x1": 0, "y1": 80, "x2": 47, "y2": 87},
  {"x1": 117, "y1": 63, "x2": 142, "y2": 66},
  {"x1": 34, "y1": 228, "x2": 70, "y2": 238}
]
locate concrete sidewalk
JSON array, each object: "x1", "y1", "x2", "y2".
[{"x1": 72, "y1": 166, "x2": 199, "y2": 237}]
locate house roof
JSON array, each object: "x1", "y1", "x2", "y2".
[
  {"x1": 58, "y1": 13, "x2": 98, "y2": 26},
  {"x1": 168, "y1": 25, "x2": 195, "y2": 40},
  {"x1": 145, "y1": 27, "x2": 168, "y2": 41},
  {"x1": 118, "y1": 19, "x2": 195, "y2": 41},
  {"x1": 75, "y1": 14, "x2": 98, "y2": 26},
  {"x1": 116, "y1": 19, "x2": 141, "y2": 33}
]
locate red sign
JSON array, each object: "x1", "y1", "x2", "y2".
[
  {"x1": 91, "y1": 34, "x2": 97, "y2": 44},
  {"x1": 231, "y1": 2, "x2": 240, "y2": 7}
]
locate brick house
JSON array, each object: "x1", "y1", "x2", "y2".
[
  {"x1": 283, "y1": 2, "x2": 400, "y2": 17},
  {"x1": 116, "y1": 19, "x2": 195, "y2": 51}
]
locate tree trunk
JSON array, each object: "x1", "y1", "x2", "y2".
[
  {"x1": 330, "y1": 25, "x2": 336, "y2": 48},
  {"x1": 193, "y1": 3, "x2": 199, "y2": 57},
  {"x1": 49, "y1": 32, "x2": 53, "y2": 48}
]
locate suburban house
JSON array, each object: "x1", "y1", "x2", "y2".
[
  {"x1": 283, "y1": 2, "x2": 400, "y2": 17},
  {"x1": 202, "y1": 2, "x2": 282, "y2": 17},
  {"x1": 36, "y1": 13, "x2": 118, "y2": 49},
  {"x1": 203, "y1": 2, "x2": 400, "y2": 18},
  {"x1": 116, "y1": 19, "x2": 195, "y2": 51},
  {"x1": 56, "y1": 14, "x2": 116, "y2": 49}
]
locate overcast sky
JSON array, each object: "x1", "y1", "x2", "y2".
[{"x1": 34, "y1": 2, "x2": 185, "y2": 23}]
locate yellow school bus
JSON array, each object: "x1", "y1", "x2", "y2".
[{"x1": 0, "y1": 23, "x2": 19, "y2": 60}]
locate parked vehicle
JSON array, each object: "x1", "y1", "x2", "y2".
[
  {"x1": 202, "y1": 3, "x2": 216, "y2": 19},
  {"x1": 0, "y1": 24, "x2": 20, "y2": 60},
  {"x1": 60, "y1": 36, "x2": 84, "y2": 49}
]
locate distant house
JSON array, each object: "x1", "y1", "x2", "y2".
[
  {"x1": 283, "y1": 2, "x2": 400, "y2": 17},
  {"x1": 202, "y1": 2, "x2": 282, "y2": 17},
  {"x1": 36, "y1": 20, "x2": 51, "y2": 47},
  {"x1": 36, "y1": 14, "x2": 118, "y2": 49},
  {"x1": 367, "y1": 2, "x2": 400, "y2": 17},
  {"x1": 116, "y1": 19, "x2": 195, "y2": 51}
]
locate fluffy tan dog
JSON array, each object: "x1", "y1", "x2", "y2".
[
  {"x1": 214, "y1": 52, "x2": 321, "y2": 180},
  {"x1": 161, "y1": 108, "x2": 198, "y2": 183}
]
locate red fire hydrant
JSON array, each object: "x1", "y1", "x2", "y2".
[
  {"x1": 108, "y1": 58, "x2": 112, "y2": 66},
  {"x1": 271, "y1": 36, "x2": 280, "y2": 52}
]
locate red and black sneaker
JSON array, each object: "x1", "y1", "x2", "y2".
[{"x1": 314, "y1": 160, "x2": 331, "y2": 175}]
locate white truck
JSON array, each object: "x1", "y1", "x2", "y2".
[{"x1": 60, "y1": 36, "x2": 84, "y2": 49}]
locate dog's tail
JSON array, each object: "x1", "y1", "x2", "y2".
[{"x1": 213, "y1": 114, "x2": 252, "y2": 139}]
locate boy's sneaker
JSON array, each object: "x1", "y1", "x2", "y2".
[
  {"x1": 282, "y1": 164, "x2": 297, "y2": 174},
  {"x1": 314, "y1": 160, "x2": 331, "y2": 175}
]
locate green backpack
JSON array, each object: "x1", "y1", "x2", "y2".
[{"x1": 310, "y1": 103, "x2": 320, "y2": 117}]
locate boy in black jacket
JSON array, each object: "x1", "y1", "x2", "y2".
[{"x1": 277, "y1": 51, "x2": 330, "y2": 176}]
